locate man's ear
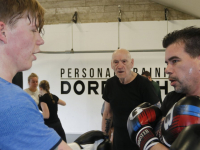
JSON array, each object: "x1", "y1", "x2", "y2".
[
  {"x1": 111, "y1": 61, "x2": 114, "y2": 69},
  {"x1": 0, "y1": 22, "x2": 7, "y2": 44},
  {"x1": 131, "y1": 58, "x2": 134, "y2": 68},
  {"x1": 148, "y1": 76, "x2": 151, "y2": 81},
  {"x1": 197, "y1": 55, "x2": 200, "y2": 71}
]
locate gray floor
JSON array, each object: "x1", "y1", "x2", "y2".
[{"x1": 66, "y1": 134, "x2": 81, "y2": 143}]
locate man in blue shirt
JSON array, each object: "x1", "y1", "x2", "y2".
[{"x1": 0, "y1": 0, "x2": 71, "y2": 149}]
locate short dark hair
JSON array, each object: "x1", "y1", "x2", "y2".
[
  {"x1": 141, "y1": 71, "x2": 151, "y2": 77},
  {"x1": 163, "y1": 26, "x2": 200, "y2": 58}
]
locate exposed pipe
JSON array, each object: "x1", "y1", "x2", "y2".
[
  {"x1": 39, "y1": 49, "x2": 165, "y2": 54},
  {"x1": 71, "y1": 22, "x2": 74, "y2": 53},
  {"x1": 165, "y1": 8, "x2": 169, "y2": 33},
  {"x1": 118, "y1": 5, "x2": 121, "y2": 22},
  {"x1": 165, "y1": 8, "x2": 169, "y2": 21},
  {"x1": 118, "y1": 21, "x2": 120, "y2": 49},
  {"x1": 72, "y1": 11, "x2": 77, "y2": 23},
  {"x1": 71, "y1": 12, "x2": 78, "y2": 53},
  {"x1": 118, "y1": 5, "x2": 121, "y2": 49}
]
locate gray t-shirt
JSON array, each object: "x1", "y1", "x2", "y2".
[{"x1": 24, "y1": 88, "x2": 39, "y2": 105}]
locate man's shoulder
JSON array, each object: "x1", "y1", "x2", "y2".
[
  {"x1": 162, "y1": 91, "x2": 185, "y2": 107},
  {"x1": 108, "y1": 75, "x2": 117, "y2": 80},
  {"x1": 106, "y1": 75, "x2": 117, "y2": 83},
  {"x1": 152, "y1": 80, "x2": 158, "y2": 84},
  {"x1": 161, "y1": 91, "x2": 185, "y2": 116},
  {"x1": 135, "y1": 74, "x2": 151, "y2": 86},
  {"x1": 0, "y1": 77, "x2": 11, "y2": 87},
  {"x1": 0, "y1": 78, "x2": 24, "y2": 96},
  {"x1": 0, "y1": 81, "x2": 37, "y2": 108},
  {"x1": 136, "y1": 74, "x2": 148, "y2": 82},
  {"x1": 152, "y1": 80, "x2": 159, "y2": 87},
  {"x1": 165, "y1": 91, "x2": 185, "y2": 99}
]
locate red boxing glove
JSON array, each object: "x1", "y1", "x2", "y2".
[
  {"x1": 170, "y1": 124, "x2": 200, "y2": 150},
  {"x1": 161, "y1": 96, "x2": 200, "y2": 147},
  {"x1": 127, "y1": 102, "x2": 162, "y2": 150}
]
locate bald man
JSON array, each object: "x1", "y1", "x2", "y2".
[{"x1": 102, "y1": 49, "x2": 160, "y2": 150}]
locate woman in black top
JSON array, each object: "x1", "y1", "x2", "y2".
[{"x1": 39, "y1": 80, "x2": 67, "y2": 142}]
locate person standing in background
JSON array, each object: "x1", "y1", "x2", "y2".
[
  {"x1": 142, "y1": 71, "x2": 162, "y2": 104},
  {"x1": 0, "y1": 0, "x2": 103, "y2": 149},
  {"x1": 102, "y1": 49, "x2": 160, "y2": 150},
  {"x1": 39, "y1": 80, "x2": 67, "y2": 142},
  {"x1": 101, "y1": 101, "x2": 114, "y2": 144},
  {"x1": 24, "y1": 73, "x2": 40, "y2": 105},
  {"x1": 0, "y1": 0, "x2": 71, "y2": 149}
]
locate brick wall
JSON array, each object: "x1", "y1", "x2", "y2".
[{"x1": 38, "y1": 0, "x2": 197, "y2": 25}]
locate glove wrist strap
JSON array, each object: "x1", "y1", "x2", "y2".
[{"x1": 136, "y1": 126, "x2": 160, "y2": 150}]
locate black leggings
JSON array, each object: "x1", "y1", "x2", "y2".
[{"x1": 46, "y1": 121, "x2": 67, "y2": 143}]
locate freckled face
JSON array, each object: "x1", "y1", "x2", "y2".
[
  {"x1": 165, "y1": 42, "x2": 200, "y2": 94},
  {"x1": 5, "y1": 16, "x2": 44, "y2": 72}
]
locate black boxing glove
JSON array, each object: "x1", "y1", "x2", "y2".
[
  {"x1": 68, "y1": 130, "x2": 106, "y2": 150},
  {"x1": 135, "y1": 102, "x2": 152, "y2": 108},
  {"x1": 127, "y1": 102, "x2": 162, "y2": 150},
  {"x1": 161, "y1": 96, "x2": 200, "y2": 147},
  {"x1": 170, "y1": 124, "x2": 200, "y2": 150}
]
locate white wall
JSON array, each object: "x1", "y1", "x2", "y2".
[{"x1": 23, "y1": 20, "x2": 200, "y2": 134}]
